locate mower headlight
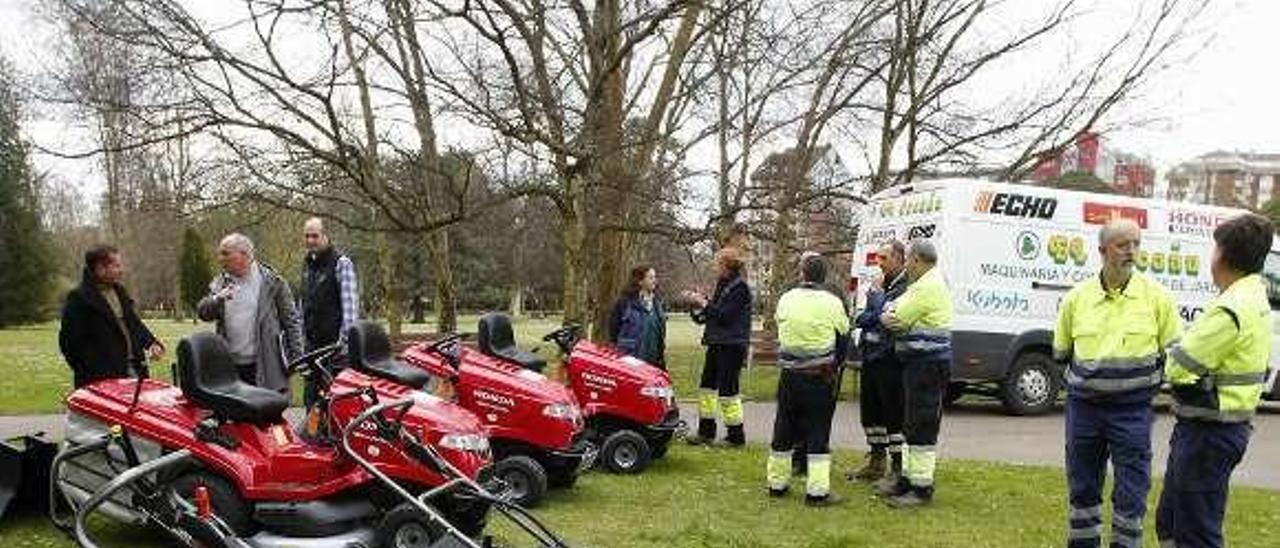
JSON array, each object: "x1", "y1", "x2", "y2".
[
  {"x1": 640, "y1": 385, "x2": 674, "y2": 400},
  {"x1": 439, "y1": 433, "x2": 489, "y2": 453},
  {"x1": 542, "y1": 402, "x2": 578, "y2": 421}
]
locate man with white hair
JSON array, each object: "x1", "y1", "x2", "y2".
[
  {"x1": 198, "y1": 233, "x2": 304, "y2": 394},
  {"x1": 1053, "y1": 218, "x2": 1180, "y2": 548},
  {"x1": 878, "y1": 238, "x2": 952, "y2": 508}
]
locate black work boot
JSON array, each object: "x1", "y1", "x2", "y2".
[
  {"x1": 886, "y1": 485, "x2": 934, "y2": 508},
  {"x1": 873, "y1": 452, "x2": 903, "y2": 491},
  {"x1": 686, "y1": 418, "x2": 717, "y2": 445},
  {"x1": 723, "y1": 424, "x2": 746, "y2": 447},
  {"x1": 875, "y1": 476, "x2": 909, "y2": 498},
  {"x1": 847, "y1": 450, "x2": 886, "y2": 482},
  {"x1": 804, "y1": 492, "x2": 844, "y2": 508}
]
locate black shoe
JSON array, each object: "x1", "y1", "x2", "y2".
[
  {"x1": 804, "y1": 493, "x2": 844, "y2": 507},
  {"x1": 886, "y1": 489, "x2": 932, "y2": 508},
  {"x1": 768, "y1": 486, "x2": 790, "y2": 498},
  {"x1": 724, "y1": 424, "x2": 745, "y2": 446},
  {"x1": 686, "y1": 419, "x2": 717, "y2": 445},
  {"x1": 874, "y1": 477, "x2": 908, "y2": 498}
]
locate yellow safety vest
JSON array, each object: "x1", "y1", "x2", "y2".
[
  {"x1": 775, "y1": 285, "x2": 850, "y2": 369},
  {"x1": 892, "y1": 267, "x2": 953, "y2": 361},
  {"x1": 1053, "y1": 273, "x2": 1181, "y2": 399},
  {"x1": 1166, "y1": 274, "x2": 1271, "y2": 422}
]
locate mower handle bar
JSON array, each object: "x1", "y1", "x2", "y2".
[
  {"x1": 341, "y1": 398, "x2": 570, "y2": 548},
  {"x1": 73, "y1": 449, "x2": 197, "y2": 548},
  {"x1": 341, "y1": 397, "x2": 486, "y2": 548}
]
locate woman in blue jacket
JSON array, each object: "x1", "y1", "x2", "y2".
[{"x1": 608, "y1": 265, "x2": 667, "y2": 369}]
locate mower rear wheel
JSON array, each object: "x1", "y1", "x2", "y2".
[
  {"x1": 168, "y1": 471, "x2": 254, "y2": 537},
  {"x1": 494, "y1": 455, "x2": 547, "y2": 507},
  {"x1": 600, "y1": 430, "x2": 651, "y2": 474},
  {"x1": 377, "y1": 502, "x2": 445, "y2": 548}
]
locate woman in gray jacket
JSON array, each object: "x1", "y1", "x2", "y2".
[{"x1": 197, "y1": 233, "x2": 304, "y2": 395}]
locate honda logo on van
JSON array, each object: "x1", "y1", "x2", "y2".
[{"x1": 974, "y1": 191, "x2": 1057, "y2": 219}]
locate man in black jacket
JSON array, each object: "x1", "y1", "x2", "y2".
[
  {"x1": 300, "y1": 217, "x2": 359, "y2": 407},
  {"x1": 60, "y1": 245, "x2": 164, "y2": 388}
]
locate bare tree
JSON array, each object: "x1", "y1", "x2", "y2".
[{"x1": 418, "y1": 0, "x2": 707, "y2": 334}]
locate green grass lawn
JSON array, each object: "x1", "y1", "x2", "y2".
[
  {"x1": 3, "y1": 443, "x2": 1277, "y2": 547},
  {"x1": 0, "y1": 315, "x2": 840, "y2": 415}
]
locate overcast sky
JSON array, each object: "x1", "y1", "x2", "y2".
[{"x1": 2, "y1": 0, "x2": 1277, "y2": 204}]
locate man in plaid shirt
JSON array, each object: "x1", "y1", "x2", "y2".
[{"x1": 301, "y1": 217, "x2": 359, "y2": 408}]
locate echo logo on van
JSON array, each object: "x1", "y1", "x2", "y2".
[{"x1": 973, "y1": 191, "x2": 1057, "y2": 219}]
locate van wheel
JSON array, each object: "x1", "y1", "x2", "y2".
[{"x1": 1001, "y1": 352, "x2": 1058, "y2": 416}]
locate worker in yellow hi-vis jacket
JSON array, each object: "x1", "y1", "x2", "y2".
[
  {"x1": 879, "y1": 239, "x2": 952, "y2": 508},
  {"x1": 1156, "y1": 213, "x2": 1274, "y2": 548},
  {"x1": 765, "y1": 253, "x2": 850, "y2": 507}
]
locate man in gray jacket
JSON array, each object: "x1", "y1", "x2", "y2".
[{"x1": 198, "y1": 233, "x2": 304, "y2": 395}]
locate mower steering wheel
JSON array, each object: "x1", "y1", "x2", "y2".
[
  {"x1": 541, "y1": 324, "x2": 583, "y2": 354},
  {"x1": 288, "y1": 342, "x2": 344, "y2": 376},
  {"x1": 424, "y1": 334, "x2": 464, "y2": 369}
]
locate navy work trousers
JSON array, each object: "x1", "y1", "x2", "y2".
[{"x1": 1065, "y1": 397, "x2": 1153, "y2": 548}]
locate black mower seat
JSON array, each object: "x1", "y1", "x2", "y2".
[
  {"x1": 477, "y1": 313, "x2": 546, "y2": 372},
  {"x1": 345, "y1": 321, "x2": 432, "y2": 389},
  {"x1": 177, "y1": 333, "x2": 289, "y2": 425}
]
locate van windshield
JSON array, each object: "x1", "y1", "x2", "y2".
[{"x1": 1264, "y1": 251, "x2": 1280, "y2": 311}]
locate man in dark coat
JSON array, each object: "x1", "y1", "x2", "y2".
[{"x1": 59, "y1": 245, "x2": 165, "y2": 388}]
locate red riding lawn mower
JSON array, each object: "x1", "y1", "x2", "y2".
[
  {"x1": 49, "y1": 326, "x2": 569, "y2": 548},
  {"x1": 401, "y1": 320, "x2": 594, "y2": 508},
  {"x1": 476, "y1": 314, "x2": 684, "y2": 475}
]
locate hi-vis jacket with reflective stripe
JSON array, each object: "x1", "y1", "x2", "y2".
[
  {"x1": 775, "y1": 284, "x2": 850, "y2": 369},
  {"x1": 1053, "y1": 273, "x2": 1181, "y2": 402},
  {"x1": 1166, "y1": 274, "x2": 1271, "y2": 423},
  {"x1": 891, "y1": 267, "x2": 953, "y2": 362}
]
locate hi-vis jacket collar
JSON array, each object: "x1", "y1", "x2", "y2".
[{"x1": 1085, "y1": 271, "x2": 1148, "y2": 304}]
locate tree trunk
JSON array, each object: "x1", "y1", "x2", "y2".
[
  {"x1": 425, "y1": 231, "x2": 457, "y2": 333},
  {"x1": 561, "y1": 198, "x2": 588, "y2": 326},
  {"x1": 509, "y1": 285, "x2": 524, "y2": 318}
]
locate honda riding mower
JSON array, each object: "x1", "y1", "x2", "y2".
[
  {"x1": 401, "y1": 322, "x2": 594, "y2": 508},
  {"x1": 475, "y1": 313, "x2": 683, "y2": 474},
  {"x1": 50, "y1": 328, "x2": 570, "y2": 548}
]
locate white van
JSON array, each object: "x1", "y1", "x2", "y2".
[{"x1": 851, "y1": 178, "x2": 1280, "y2": 415}]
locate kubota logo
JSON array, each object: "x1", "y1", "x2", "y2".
[
  {"x1": 473, "y1": 390, "x2": 515, "y2": 407},
  {"x1": 973, "y1": 191, "x2": 1057, "y2": 220}
]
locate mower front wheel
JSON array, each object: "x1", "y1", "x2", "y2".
[
  {"x1": 376, "y1": 502, "x2": 445, "y2": 548},
  {"x1": 494, "y1": 455, "x2": 548, "y2": 507},
  {"x1": 600, "y1": 430, "x2": 651, "y2": 474}
]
